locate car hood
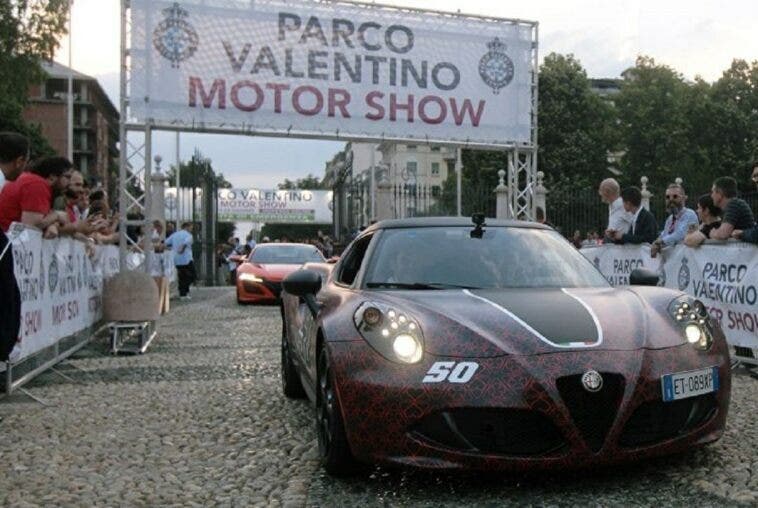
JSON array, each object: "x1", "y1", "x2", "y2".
[
  {"x1": 244, "y1": 263, "x2": 301, "y2": 281},
  {"x1": 370, "y1": 287, "x2": 685, "y2": 357}
]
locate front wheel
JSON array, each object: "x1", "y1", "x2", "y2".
[
  {"x1": 317, "y1": 346, "x2": 358, "y2": 476},
  {"x1": 281, "y1": 319, "x2": 306, "y2": 399}
]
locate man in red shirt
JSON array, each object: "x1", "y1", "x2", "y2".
[{"x1": 0, "y1": 156, "x2": 71, "y2": 237}]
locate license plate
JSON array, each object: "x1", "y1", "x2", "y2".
[{"x1": 661, "y1": 367, "x2": 719, "y2": 402}]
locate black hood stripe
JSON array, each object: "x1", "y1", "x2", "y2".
[{"x1": 463, "y1": 289, "x2": 603, "y2": 348}]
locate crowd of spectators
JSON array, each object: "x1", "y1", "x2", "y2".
[{"x1": 579, "y1": 167, "x2": 758, "y2": 251}]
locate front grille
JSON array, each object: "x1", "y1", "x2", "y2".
[
  {"x1": 556, "y1": 373, "x2": 625, "y2": 452},
  {"x1": 412, "y1": 408, "x2": 566, "y2": 457},
  {"x1": 619, "y1": 393, "x2": 718, "y2": 448}
]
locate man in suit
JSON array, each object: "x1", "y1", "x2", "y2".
[{"x1": 609, "y1": 186, "x2": 657, "y2": 244}]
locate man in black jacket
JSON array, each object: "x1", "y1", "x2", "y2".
[
  {"x1": 0, "y1": 133, "x2": 27, "y2": 365},
  {"x1": 609, "y1": 186, "x2": 658, "y2": 244}
]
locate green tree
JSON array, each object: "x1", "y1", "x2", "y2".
[
  {"x1": 166, "y1": 150, "x2": 232, "y2": 189},
  {"x1": 537, "y1": 53, "x2": 615, "y2": 189},
  {"x1": 277, "y1": 173, "x2": 325, "y2": 189},
  {"x1": 0, "y1": 0, "x2": 69, "y2": 155},
  {"x1": 616, "y1": 56, "x2": 693, "y2": 188}
]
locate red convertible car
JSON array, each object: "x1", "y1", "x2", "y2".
[
  {"x1": 281, "y1": 216, "x2": 731, "y2": 476},
  {"x1": 236, "y1": 243, "x2": 325, "y2": 304}
]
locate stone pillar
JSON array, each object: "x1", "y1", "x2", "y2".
[
  {"x1": 640, "y1": 176, "x2": 652, "y2": 211},
  {"x1": 375, "y1": 174, "x2": 394, "y2": 221},
  {"x1": 150, "y1": 155, "x2": 167, "y2": 231},
  {"x1": 495, "y1": 169, "x2": 510, "y2": 219},
  {"x1": 533, "y1": 171, "x2": 547, "y2": 218}
]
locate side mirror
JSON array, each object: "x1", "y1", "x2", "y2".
[
  {"x1": 630, "y1": 268, "x2": 659, "y2": 286},
  {"x1": 283, "y1": 269, "x2": 322, "y2": 317}
]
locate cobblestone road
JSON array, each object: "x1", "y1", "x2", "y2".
[{"x1": 1, "y1": 288, "x2": 756, "y2": 507}]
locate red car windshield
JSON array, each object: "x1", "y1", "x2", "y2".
[{"x1": 250, "y1": 245, "x2": 324, "y2": 264}]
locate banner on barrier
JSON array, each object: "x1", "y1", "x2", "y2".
[
  {"x1": 662, "y1": 244, "x2": 758, "y2": 349},
  {"x1": 580, "y1": 244, "x2": 661, "y2": 286},
  {"x1": 10, "y1": 224, "x2": 109, "y2": 362},
  {"x1": 130, "y1": 0, "x2": 536, "y2": 146},
  {"x1": 217, "y1": 188, "x2": 333, "y2": 223},
  {"x1": 581, "y1": 242, "x2": 758, "y2": 349}
]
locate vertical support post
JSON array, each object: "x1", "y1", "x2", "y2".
[
  {"x1": 175, "y1": 132, "x2": 181, "y2": 222},
  {"x1": 118, "y1": 0, "x2": 128, "y2": 269},
  {"x1": 370, "y1": 145, "x2": 376, "y2": 220},
  {"x1": 456, "y1": 148, "x2": 462, "y2": 216},
  {"x1": 67, "y1": 0, "x2": 74, "y2": 163},
  {"x1": 143, "y1": 124, "x2": 154, "y2": 274}
]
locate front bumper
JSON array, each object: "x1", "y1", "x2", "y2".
[{"x1": 329, "y1": 341, "x2": 731, "y2": 471}]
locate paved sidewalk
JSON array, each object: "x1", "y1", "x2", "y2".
[{"x1": 0, "y1": 287, "x2": 755, "y2": 507}]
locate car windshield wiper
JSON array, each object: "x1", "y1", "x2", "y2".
[{"x1": 366, "y1": 282, "x2": 481, "y2": 290}]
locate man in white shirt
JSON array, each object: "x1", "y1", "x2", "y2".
[{"x1": 599, "y1": 178, "x2": 632, "y2": 240}]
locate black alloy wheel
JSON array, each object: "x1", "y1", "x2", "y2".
[
  {"x1": 317, "y1": 346, "x2": 357, "y2": 476},
  {"x1": 281, "y1": 318, "x2": 306, "y2": 398}
]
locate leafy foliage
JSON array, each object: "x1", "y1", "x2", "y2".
[
  {"x1": 166, "y1": 150, "x2": 232, "y2": 189},
  {"x1": 277, "y1": 173, "x2": 326, "y2": 190},
  {"x1": 0, "y1": 0, "x2": 69, "y2": 156}
]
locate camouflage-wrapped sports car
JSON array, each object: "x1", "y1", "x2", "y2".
[{"x1": 280, "y1": 217, "x2": 731, "y2": 476}]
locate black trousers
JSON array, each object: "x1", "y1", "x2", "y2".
[
  {"x1": 177, "y1": 262, "x2": 195, "y2": 296},
  {"x1": 0, "y1": 230, "x2": 21, "y2": 361}
]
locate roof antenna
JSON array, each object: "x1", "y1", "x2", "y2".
[{"x1": 470, "y1": 213, "x2": 486, "y2": 239}]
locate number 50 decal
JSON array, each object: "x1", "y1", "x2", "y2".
[{"x1": 422, "y1": 361, "x2": 479, "y2": 383}]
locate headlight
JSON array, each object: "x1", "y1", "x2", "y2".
[
  {"x1": 668, "y1": 296, "x2": 713, "y2": 351},
  {"x1": 239, "y1": 273, "x2": 263, "y2": 283},
  {"x1": 354, "y1": 302, "x2": 424, "y2": 364}
]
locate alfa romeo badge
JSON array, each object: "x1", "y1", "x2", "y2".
[
  {"x1": 478, "y1": 37, "x2": 515, "y2": 95},
  {"x1": 581, "y1": 370, "x2": 603, "y2": 392}
]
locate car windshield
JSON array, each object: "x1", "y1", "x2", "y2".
[
  {"x1": 250, "y1": 245, "x2": 324, "y2": 264},
  {"x1": 363, "y1": 226, "x2": 610, "y2": 289}
]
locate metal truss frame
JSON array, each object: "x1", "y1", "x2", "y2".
[{"x1": 118, "y1": 0, "x2": 539, "y2": 268}]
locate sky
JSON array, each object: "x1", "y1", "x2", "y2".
[{"x1": 55, "y1": 0, "x2": 758, "y2": 189}]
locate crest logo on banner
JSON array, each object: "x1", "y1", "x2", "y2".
[
  {"x1": 153, "y1": 3, "x2": 199, "y2": 68},
  {"x1": 48, "y1": 255, "x2": 59, "y2": 294},
  {"x1": 478, "y1": 38, "x2": 515, "y2": 94},
  {"x1": 678, "y1": 257, "x2": 691, "y2": 291}
]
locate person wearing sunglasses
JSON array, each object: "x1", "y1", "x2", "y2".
[
  {"x1": 731, "y1": 163, "x2": 758, "y2": 244},
  {"x1": 650, "y1": 183, "x2": 699, "y2": 257}
]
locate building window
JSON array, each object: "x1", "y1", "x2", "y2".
[
  {"x1": 431, "y1": 146, "x2": 441, "y2": 152},
  {"x1": 406, "y1": 144, "x2": 417, "y2": 151},
  {"x1": 431, "y1": 162, "x2": 440, "y2": 176},
  {"x1": 432, "y1": 185, "x2": 441, "y2": 197},
  {"x1": 402, "y1": 161, "x2": 418, "y2": 182}
]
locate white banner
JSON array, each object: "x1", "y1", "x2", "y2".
[
  {"x1": 581, "y1": 244, "x2": 661, "y2": 286},
  {"x1": 661, "y1": 244, "x2": 758, "y2": 349},
  {"x1": 218, "y1": 188, "x2": 333, "y2": 223},
  {"x1": 581, "y1": 243, "x2": 758, "y2": 349},
  {"x1": 131, "y1": 0, "x2": 536, "y2": 146},
  {"x1": 9, "y1": 224, "x2": 114, "y2": 362}
]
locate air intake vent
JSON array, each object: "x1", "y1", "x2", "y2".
[
  {"x1": 619, "y1": 393, "x2": 718, "y2": 448},
  {"x1": 556, "y1": 373, "x2": 625, "y2": 452},
  {"x1": 412, "y1": 408, "x2": 566, "y2": 457}
]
